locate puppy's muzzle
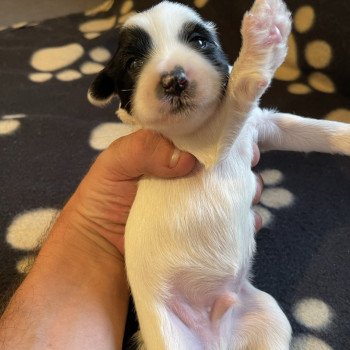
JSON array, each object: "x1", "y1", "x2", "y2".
[{"x1": 161, "y1": 66, "x2": 188, "y2": 96}]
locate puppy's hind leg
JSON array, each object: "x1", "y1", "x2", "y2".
[
  {"x1": 231, "y1": 281, "x2": 292, "y2": 350},
  {"x1": 257, "y1": 110, "x2": 350, "y2": 155},
  {"x1": 132, "y1": 295, "x2": 203, "y2": 350}
]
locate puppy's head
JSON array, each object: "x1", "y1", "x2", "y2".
[{"x1": 88, "y1": 1, "x2": 229, "y2": 137}]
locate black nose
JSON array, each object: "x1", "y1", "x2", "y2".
[{"x1": 161, "y1": 66, "x2": 188, "y2": 96}]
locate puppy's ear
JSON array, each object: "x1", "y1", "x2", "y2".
[{"x1": 87, "y1": 63, "x2": 118, "y2": 107}]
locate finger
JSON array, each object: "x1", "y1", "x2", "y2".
[
  {"x1": 251, "y1": 143, "x2": 260, "y2": 167},
  {"x1": 104, "y1": 129, "x2": 197, "y2": 180},
  {"x1": 253, "y1": 173, "x2": 264, "y2": 204},
  {"x1": 254, "y1": 211, "x2": 263, "y2": 232}
]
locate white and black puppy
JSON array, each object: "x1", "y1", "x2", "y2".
[{"x1": 88, "y1": 1, "x2": 350, "y2": 349}]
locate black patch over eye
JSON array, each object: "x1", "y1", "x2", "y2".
[
  {"x1": 178, "y1": 20, "x2": 230, "y2": 97},
  {"x1": 119, "y1": 27, "x2": 152, "y2": 74},
  {"x1": 180, "y1": 22, "x2": 215, "y2": 50},
  {"x1": 90, "y1": 26, "x2": 152, "y2": 112}
]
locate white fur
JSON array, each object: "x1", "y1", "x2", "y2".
[
  {"x1": 102, "y1": 1, "x2": 350, "y2": 349},
  {"x1": 87, "y1": 89, "x2": 114, "y2": 107}
]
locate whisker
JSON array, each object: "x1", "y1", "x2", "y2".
[{"x1": 124, "y1": 100, "x2": 132, "y2": 109}]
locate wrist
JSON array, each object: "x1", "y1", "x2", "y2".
[{"x1": 1, "y1": 200, "x2": 130, "y2": 350}]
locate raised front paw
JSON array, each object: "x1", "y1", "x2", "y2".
[{"x1": 241, "y1": 0, "x2": 292, "y2": 71}]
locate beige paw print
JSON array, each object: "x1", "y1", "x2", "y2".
[
  {"x1": 325, "y1": 108, "x2": 350, "y2": 123},
  {"x1": 82, "y1": 0, "x2": 116, "y2": 39},
  {"x1": 255, "y1": 169, "x2": 294, "y2": 228},
  {"x1": 291, "y1": 298, "x2": 334, "y2": 350},
  {"x1": 28, "y1": 45, "x2": 111, "y2": 83},
  {"x1": 89, "y1": 122, "x2": 133, "y2": 151},
  {"x1": 6, "y1": 208, "x2": 60, "y2": 274},
  {"x1": 0, "y1": 21, "x2": 39, "y2": 32},
  {"x1": 79, "y1": 0, "x2": 135, "y2": 40},
  {"x1": 117, "y1": 0, "x2": 136, "y2": 25},
  {"x1": 0, "y1": 114, "x2": 26, "y2": 136},
  {"x1": 193, "y1": 0, "x2": 210, "y2": 8},
  {"x1": 85, "y1": 0, "x2": 115, "y2": 17}
]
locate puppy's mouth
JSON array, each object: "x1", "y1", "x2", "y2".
[
  {"x1": 161, "y1": 87, "x2": 196, "y2": 114},
  {"x1": 157, "y1": 66, "x2": 196, "y2": 115}
]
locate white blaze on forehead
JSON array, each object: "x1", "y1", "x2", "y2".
[{"x1": 124, "y1": 2, "x2": 204, "y2": 47}]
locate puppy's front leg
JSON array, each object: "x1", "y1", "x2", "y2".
[
  {"x1": 216, "y1": 0, "x2": 291, "y2": 161},
  {"x1": 257, "y1": 111, "x2": 350, "y2": 155}
]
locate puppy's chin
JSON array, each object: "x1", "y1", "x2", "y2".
[
  {"x1": 131, "y1": 47, "x2": 225, "y2": 137},
  {"x1": 159, "y1": 90, "x2": 196, "y2": 116}
]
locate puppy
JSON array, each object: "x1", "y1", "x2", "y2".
[{"x1": 88, "y1": 1, "x2": 350, "y2": 349}]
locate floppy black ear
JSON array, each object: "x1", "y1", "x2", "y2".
[{"x1": 87, "y1": 64, "x2": 118, "y2": 107}]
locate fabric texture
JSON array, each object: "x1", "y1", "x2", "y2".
[{"x1": 0, "y1": 0, "x2": 349, "y2": 348}]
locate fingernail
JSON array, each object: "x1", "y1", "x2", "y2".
[{"x1": 169, "y1": 148, "x2": 181, "y2": 168}]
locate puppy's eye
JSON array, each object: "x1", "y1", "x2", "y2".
[
  {"x1": 126, "y1": 58, "x2": 143, "y2": 71},
  {"x1": 189, "y1": 36, "x2": 208, "y2": 49}
]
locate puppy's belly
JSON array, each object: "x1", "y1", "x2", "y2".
[{"x1": 125, "y1": 149, "x2": 256, "y2": 303}]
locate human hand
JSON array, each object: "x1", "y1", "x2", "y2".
[
  {"x1": 252, "y1": 143, "x2": 264, "y2": 231},
  {"x1": 62, "y1": 130, "x2": 263, "y2": 258},
  {"x1": 63, "y1": 130, "x2": 196, "y2": 257}
]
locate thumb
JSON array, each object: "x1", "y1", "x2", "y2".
[{"x1": 101, "y1": 129, "x2": 197, "y2": 180}]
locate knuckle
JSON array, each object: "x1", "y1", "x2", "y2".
[{"x1": 108, "y1": 136, "x2": 123, "y2": 151}]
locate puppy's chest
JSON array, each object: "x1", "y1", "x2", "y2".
[
  {"x1": 129, "y1": 135, "x2": 256, "y2": 245},
  {"x1": 125, "y1": 130, "x2": 257, "y2": 290}
]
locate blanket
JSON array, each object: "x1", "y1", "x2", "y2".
[{"x1": 0, "y1": 0, "x2": 349, "y2": 348}]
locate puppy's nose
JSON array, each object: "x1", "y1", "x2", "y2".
[{"x1": 161, "y1": 66, "x2": 188, "y2": 95}]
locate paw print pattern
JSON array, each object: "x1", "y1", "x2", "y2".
[
  {"x1": 6, "y1": 208, "x2": 60, "y2": 274},
  {"x1": 274, "y1": 5, "x2": 350, "y2": 123},
  {"x1": 79, "y1": 15, "x2": 117, "y2": 40},
  {"x1": 79, "y1": 0, "x2": 135, "y2": 40},
  {"x1": 255, "y1": 169, "x2": 294, "y2": 228},
  {"x1": 275, "y1": 5, "x2": 334, "y2": 93},
  {"x1": 28, "y1": 45, "x2": 111, "y2": 83},
  {"x1": 291, "y1": 298, "x2": 334, "y2": 350},
  {"x1": 81, "y1": 0, "x2": 116, "y2": 39}
]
